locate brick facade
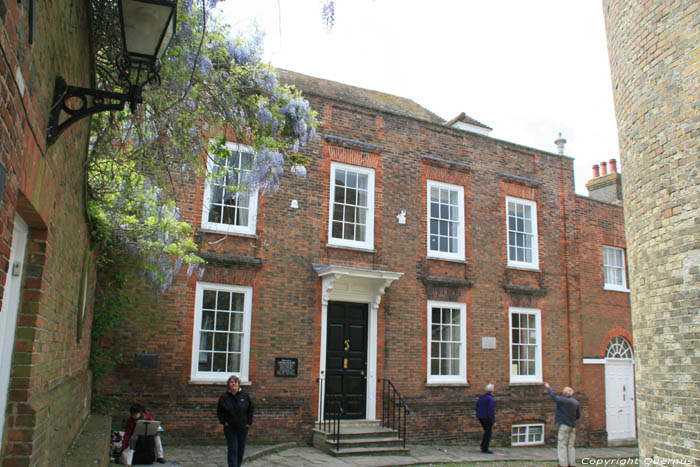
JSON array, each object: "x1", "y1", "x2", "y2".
[
  {"x1": 0, "y1": 0, "x2": 95, "y2": 465},
  {"x1": 100, "y1": 70, "x2": 632, "y2": 448},
  {"x1": 603, "y1": 0, "x2": 700, "y2": 463}
]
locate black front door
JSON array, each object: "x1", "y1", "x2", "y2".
[{"x1": 325, "y1": 301, "x2": 368, "y2": 419}]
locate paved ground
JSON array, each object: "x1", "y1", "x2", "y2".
[{"x1": 113, "y1": 443, "x2": 639, "y2": 466}]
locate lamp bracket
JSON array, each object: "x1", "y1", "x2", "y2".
[{"x1": 46, "y1": 76, "x2": 142, "y2": 146}]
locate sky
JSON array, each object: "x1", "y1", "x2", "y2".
[{"x1": 218, "y1": 0, "x2": 621, "y2": 195}]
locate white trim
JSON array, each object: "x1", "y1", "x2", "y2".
[
  {"x1": 603, "y1": 245, "x2": 628, "y2": 291},
  {"x1": 582, "y1": 358, "x2": 606, "y2": 365},
  {"x1": 0, "y1": 215, "x2": 28, "y2": 444},
  {"x1": 201, "y1": 141, "x2": 258, "y2": 235},
  {"x1": 511, "y1": 423, "x2": 545, "y2": 446},
  {"x1": 426, "y1": 301, "x2": 467, "y2": 384},
  {"x1": 328, "y1": 162, "x2": 375, "y2": 250},
  {"x1": 314, "y1": 264, "x2": 402, "y2": 421},
  {"x1": 426, "y1": 180, "x2": 465, "y2": 261},
  {"x1": 190, "y1": 282, "x2": 253, "y2": 383},
  {"x1": 508, "y1": 307, "x2": 543, "y2": 384},
  {"x1": 505, "y1": 196, "x2": 539, "y2": 269}
]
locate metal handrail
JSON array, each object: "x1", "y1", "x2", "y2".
[
  {"x1": 316, "y1": 377, "x2": 344, "y2": 452},
  {"x1": 381, "y1": 379, "x2": 411, "y2": 448}
]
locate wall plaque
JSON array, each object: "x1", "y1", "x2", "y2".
[
  {"x1": 274, "y1": 357, "x2": 298, "y2": 377},
  {"x1": 134, "y1": 353, "x2": 159, "y2": 369}
]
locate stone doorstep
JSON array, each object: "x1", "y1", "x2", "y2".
[
  {"x1": 313, "y1": 420, "x2": 409, "y2": 457},
  {"x1": 60, "y1": 414, "x2": 112, "y2": 467}
]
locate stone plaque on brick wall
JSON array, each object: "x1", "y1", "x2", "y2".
[
  {"x1": 482, "y1": 337, "x2": 496, "y2": 349},
  {"x1": 134, "y1": 353, "x2": 159, "y2": 369},
  {"x1": 274, "y1": 358, "x2": 298, "y2": 377}
]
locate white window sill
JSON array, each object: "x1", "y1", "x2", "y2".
[
  {"x1": 326, "y1": 243, "x2": 376, "y2": 253},
  {"x1": 506, "y1": 264, "x2": 541, "y2": 272},
  {"x1": 199, "y1": 228, "x2": 258, "y2": 239},
  {"x1": 189, "y1": 378, "x2": 251, "y2": 386},
  {"x1": 604, "y1": 285, "x2": 630, "y2": 293},
  {"x1": 425, "y1": 381, "x2": 469, "y2": 387},
  {"x1": 427, "y1": 255, "x2": 467, "y2": 264}
]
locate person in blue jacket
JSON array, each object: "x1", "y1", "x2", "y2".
[
  {"x1": 217, "y1": 375, "x2": 254, "y2": 467},
  {"x1": 475, "y1": 383, "x2": 496, "y2": 453},
  {"x1": 545, "y1": 382, "x2": 581, "y2": 467}
]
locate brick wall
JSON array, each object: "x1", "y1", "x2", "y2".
[
  {"x1": 603, "y1": 0, "x2": 700, "y2": 463},
  {"x1": 0, "y1": 0, "x2": 95, "y2": 464},
  {"x1": 99, "y1": 72, "x2": 628, "y2": 448}
]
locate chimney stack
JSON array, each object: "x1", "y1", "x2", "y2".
[{"x1": 586, "y1": 158, "x2": 623, "y2": 205}]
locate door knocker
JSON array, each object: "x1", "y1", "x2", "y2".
[{"x1": 344, "y1": 339, "x2": 350, "y2": 352}]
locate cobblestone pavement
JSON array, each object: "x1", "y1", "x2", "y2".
[{"x1": 113, "y1": 443, "x2": 639, "y2": 467}]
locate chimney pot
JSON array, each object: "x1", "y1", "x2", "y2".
[
  {"x1": 609, "y1": 158, "x2": 617, "y2": 173},
  {"x1": 600, "y1": 161, "x2": 608, "y2": 176},
  {"x1": 593, "y1": 164, "x2": 600, "y2": 178}
]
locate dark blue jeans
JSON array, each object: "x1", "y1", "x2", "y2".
[{"x1": 224, "y1": 425, "x2": 248, "y2": 467}]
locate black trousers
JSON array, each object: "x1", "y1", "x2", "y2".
[
  {"x1": 224, "y1": 426, "x2": 248, "y2": 467},
  {"x1": 478, "y1": 417, "x2": 493, "y2": 452}
]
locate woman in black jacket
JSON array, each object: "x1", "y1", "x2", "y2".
[{"x1": 217, "y1": 375, "x2": 254, "y2": 467}]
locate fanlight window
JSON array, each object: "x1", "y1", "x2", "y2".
[{"x1": 606, "y1": 336, "x2": 633, "y2": 359}]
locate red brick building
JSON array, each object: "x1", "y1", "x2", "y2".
[
  {"x1": 101, "y1": 70, "x2": 634, "y2": 448},
  {"x1": 0, "y1": 0, "x2": 97, "y2": 464}
]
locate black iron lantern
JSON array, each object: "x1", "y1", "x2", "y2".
[{"x1": 47, "y1": 0, "x2": 177, "y2": 146}]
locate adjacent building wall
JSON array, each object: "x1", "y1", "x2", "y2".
[
  {"x1": 0, "y1": 0, "x2": 95, "y2": 464},
  {"x1": 603, "y1": 1, "x2": 700, "y2": 463}
]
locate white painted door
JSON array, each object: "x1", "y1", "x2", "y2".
[
  {"x1": 0, "y1": 215, "x2": 28, "y2": 442},
  {"x1": 605, "y1": 360, "x2": 636, "y2": 440}
]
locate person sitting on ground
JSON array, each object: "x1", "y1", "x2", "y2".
[{"x1": 122, "y1": 403, "x2": 166, "y2": 464}]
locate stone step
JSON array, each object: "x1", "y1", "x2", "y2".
[
  {"x1": 324, "y1": 446, "x2": 411, "y2": 457},
  {"x1": 312, "y1": 425, "x2": 399, "y2": 439},
  {"x1": 327, "y1": 435, "x2": 405, "y2": 449}
]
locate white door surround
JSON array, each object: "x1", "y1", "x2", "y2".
[
  {"x1": 313, "y1": 264, "x2": 402, "y2": 421},
  {"x1": 0, "y1": 215, "x2": 29, "y2": 443}
]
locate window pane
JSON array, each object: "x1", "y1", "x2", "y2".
[
  {"x1": 217, "y1": 292, "x2": 231, "y2": 310},
  {"x1": 215, "y1": 312, "x2": 229, "y2": 331},
  {"x1": 335, "y1": 186, "x2": 345, "y2": 204},
  {"x1": 231, "y1": 312, "x2": 243, "y2": 331},
  {"x1": 357, "y1": 173, "x2": 368, "y2": 190},
  {"x1": 208, "y1": 205, "x2": 222, "y2": 224},
  {"x1": 202, "y1": 311, "x2": 215, "y2": 330},
  {"x1": 228, "y1": 353, "x2": 241, "y2": 372},
  {"x1": 214, "y1": 333, "x2": 228, "y2": 351},
  {"x1": 200, "y1": 331, "x2": 213, "y2": 350},
  {"x1": 198, "y1": 352, "x2": 212, "y2": 371},
  {"x1": 346, "y1": 188, "x2": 357, "y2": 205},
  {"x1": 232, "y1": 293, "x2": 244, "y2": 311},
  {"x1": 213, "y1": 353, "x2": 227, "y2": 372}
]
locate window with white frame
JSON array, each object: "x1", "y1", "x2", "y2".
[
  {"x1": 328, "y1": 162, "x2": 375, "y2": 249},
  {"x1": 506, "y1": 196, "x2": 539, "y2": 269},
  {"x1": 201, "y1": 142, "x2": 258, "y2": 235},
  {"x1": 509, "y1": 307, "x2": 542, "y2": 383},
  {"x1": 427, "y1": 180, "x2": 465, "y2": 261},
  {"x1": 191, "y1": 282, "x2": 252, "y2": 382},
  {"x1": 511, "y1": 423, "x2": 545, "y2": 446},
  {"x1": 603, "y1": 246, "x2": 628, "y2": 291},
  {"x1": 427, "y1": 301, "x2": 467, "y2": 384}
]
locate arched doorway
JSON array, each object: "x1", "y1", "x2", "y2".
[{"x1": 605, "y1": 336, "x2": 636, "y2": 441}]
